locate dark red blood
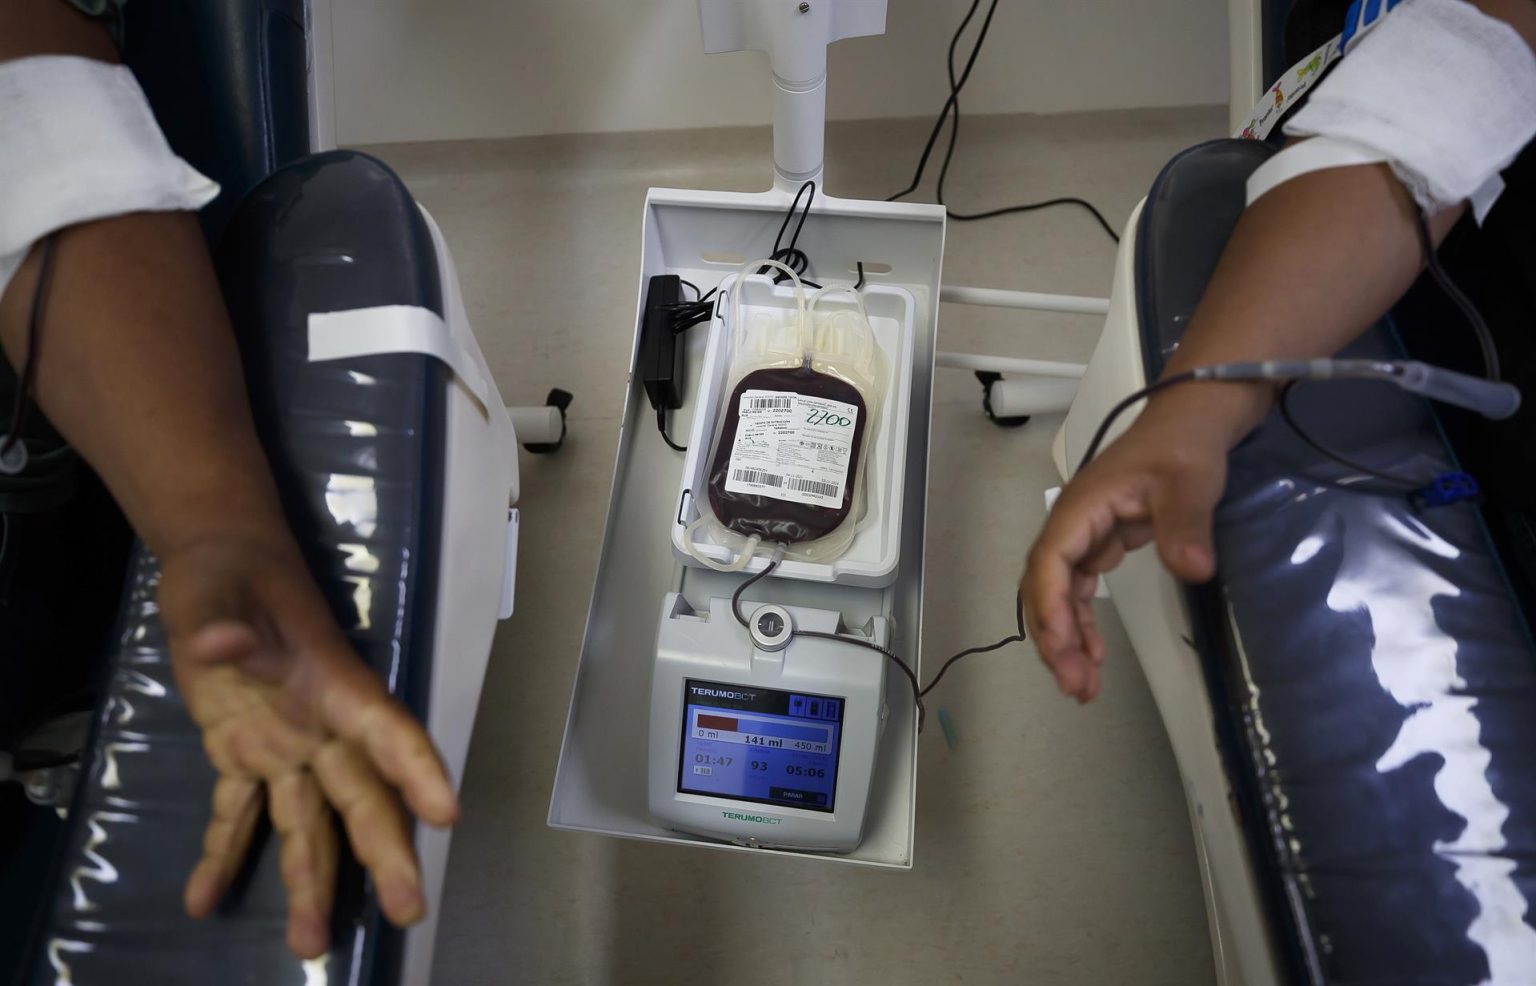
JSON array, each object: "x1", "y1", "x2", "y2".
[{"x1": 707, "y1": 365, "x2": 868, "y2": 545}]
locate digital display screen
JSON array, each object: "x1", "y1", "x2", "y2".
[{"x1": 678, "y1": 678, "x2": 845, "y2": 813}]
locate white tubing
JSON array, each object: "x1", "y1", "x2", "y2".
[
  {"x1": 736, "y1": 258, "x2": 807, "y2": 357},
  {"x1": 936, "y1": 352, "x2": 1088, "y2": 379},
  {"x1": 988, "y1": 377, "x2": 1081, "y2": 417},
  {"x1": 807, "y1": 282, "x2": 868, "y2": 322},
  {"x1": 683, "y1": 515, "x2": 761, "y2": 573},
  {"x1": 939, "y1": 285, "x2": 1110, "y2": 315}
]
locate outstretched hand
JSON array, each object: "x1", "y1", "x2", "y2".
[
  {"x1": 1020, "y1": 407, "x2": 1228, "y2": 703},
  {"x1": 157, "y1": 530, "x2": 458, "y2": 958}
]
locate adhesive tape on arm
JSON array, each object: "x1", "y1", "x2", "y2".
[{"x1": 1246, "y1": 137, "x2": 1392, "y2": 206}]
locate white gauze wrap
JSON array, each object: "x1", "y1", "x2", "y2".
[
  {"x1": 1282, "y1": 0, "x2": 1536, "y2": 221},
  {"x1": 0, "y1": 55, "x2": 219, "y2": 299}
]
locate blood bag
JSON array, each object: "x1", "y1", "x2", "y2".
[{"x1": 684, "y1": 260, "x2": 887, "y2": 570}]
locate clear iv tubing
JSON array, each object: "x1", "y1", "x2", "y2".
[
  {"x1": 684, "y1": 515, "x2": 762, "y2": 572},
  {"x1": 681, "y1": 259, "x2": 808, "y2": 573},
  {"x1": 806, "y1": 283, "x2": 876, "y2": 371},
  {"x1": 735, "y1": 258, "x2": 809, "y2": 360}
]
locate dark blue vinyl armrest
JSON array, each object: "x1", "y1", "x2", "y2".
[
  {"x1": 23, "y1": 152, "x2": 447, "y2": 986},
  {"x1": 1136, "y1": 140, "x2": 1536, "y2": 984},
  {"x1": 123, "y1": 0, "x2": 311, "y2": 242}
]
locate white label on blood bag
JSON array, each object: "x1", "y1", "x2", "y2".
[{"x1": 724, "y1": 389, "x2": 859, "y2": 508}]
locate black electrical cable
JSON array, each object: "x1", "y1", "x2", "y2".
[
  {"x1": 760, "y1": 180, "x2": 821, "y2": 287},
  {"x1": 730, "y1": 554, "x2": 779, "y2": 628},
  {"x1": 1415, "y1": 210, "x2": 1499, "y2": 381},
  {"x1": 730, "y1": 555, "x2": 1026, "y2": 732},
  {"x1": 1277, "y1": 380, "x2": 1419, "y2": 490},
  {"x1": 657, "y1": 406, "x2": 688, "y2": 453},
  {"x1": 794, "y1": 628, "x2": 930, "y2": 730},
  {"x1": 885, "y1": 0, "x2": 1001, "y2": 202},
  {"x1": 1257, "y1": 212, "x2": 1495, "y2": 494},
  {"x1": 1080, "y1": 212, "x2": 1497, "y2": 476},
  {"x1": 948, "y1": 199, "x2": 1121, "y2": 243},
  {"x1": 1081, "y1": 372, "x2": 1424, "y2": 496},
  {"x1": 1078, "y1": 372, "x2": 1198, "y2": 469},
  {"x1": 1, "y1": 234, "x2": 57, "y2": 463},
  {"x1": 662, "y1": 292, "x2": 717, "y2": 333},
  {"x1": 932, "y1": 0, "x2": 984, "y2": 210},
  {"x1": 919, "y1": 594, "x2": 1026, "y2": 698},
  {"x1": 888, "y1": 0, "x2": 1120, "y2": 244}
]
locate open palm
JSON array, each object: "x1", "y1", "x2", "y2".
[{"x1": 157, "y1": 532, "x2": 458, "y2": 958}]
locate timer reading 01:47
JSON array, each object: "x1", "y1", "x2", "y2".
[{"x1": 693, "y1": 754, "x2": 734, "y2": 766}]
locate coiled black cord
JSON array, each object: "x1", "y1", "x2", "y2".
[{"x1": 730, "y1": 555, "x2": 1026, "y2": 732}]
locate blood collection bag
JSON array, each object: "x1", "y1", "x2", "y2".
[
  {"x1": 707, "y1": 362, "x2": 868, "y2": 543},
  {"x1": 685, "y1": 261, "x2": 887, "y2": 570}
]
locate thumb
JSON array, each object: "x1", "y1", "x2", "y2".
[
  {"x1": 1148, "y1": 473, "x2": 1221, "y2": 584},
  {"x1": 158, "y1": 553, "x2": 282, "y2": 671}
]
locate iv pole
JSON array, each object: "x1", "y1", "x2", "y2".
[{"x1": 697, "y1": 0, "x2": 1103, "y2": 416}]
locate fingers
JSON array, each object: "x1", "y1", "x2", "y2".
[
  {"x1": 269, "y1": 770, "x2": 339, "y2": 959},
  {"x1": 1072, "y1": 571, "x2": 1106, "y2": 668},
  {"x1": 254, "y1": 573, "x2": 458, "y2": 828},
  {"x1": 316, "y1": 659, "x2": 458, "y2": 827},
  {"x1": 1023, "y1": 502, "x2": 1102, "y2": 670},
  {"x1": 195, "y1": 692, "x2": 320, "y2": 779},
  {"x1": 185, "y1": 775, "x2": 264, "y2": 919},
  {"x1": 312, "y1": 740, "x2": 425, "y2": 928},
  {"x1": 1148, "y1": 472, "x2": 1223, "y2": 584},
  {"x1": 1080, "y1": 519, "x2": 1154, "y2": 576},
  {"x1": 1023, "y1": 478, "x2": 1147, "y2": 700}
]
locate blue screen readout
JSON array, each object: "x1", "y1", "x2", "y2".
[{"x1": 678, "y1": 680, "x2": 845, "y2": 813}]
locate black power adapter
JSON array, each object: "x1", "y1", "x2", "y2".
[{"x1": 641, "y1": 274, "x2": 685, "y2": 413}]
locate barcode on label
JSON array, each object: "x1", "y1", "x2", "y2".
[
  {"x1": 787, "y1": 477, "x2": 839, "y2": 498},
  {"x1": 745, "y1": 396, "x2": 794, "y2": 411},
  {"x1": 732, "y1": 468, "x2": 784, "y2": 488}
]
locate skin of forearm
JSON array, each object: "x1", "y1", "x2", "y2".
[
  {"x1": 1140, "y1": 161, "x2": 1463, "y2": 451},
  {"x1": 0, "y1": 0, "x2": 292, "y2": 559},
  {"x1": 0, "y1": 214, "x2": 292, "y2": 557},
  {"x1": 1142, "y1": 0, "x2": 1536, "y2": 452}
]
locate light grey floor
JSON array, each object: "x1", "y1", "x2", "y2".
[{"x1": 366, "y1": 104, "x2": 1227, "y2": 986}]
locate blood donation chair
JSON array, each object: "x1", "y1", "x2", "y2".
[
  {"x1": 4, "y1": 3, "x2": 543, "y2": 983},
  {"x1": 1057, "y1": 139, "x2": 1536, "y2": 984}
]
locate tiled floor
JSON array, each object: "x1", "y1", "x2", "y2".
[{"x1": 366, "y1": 104, "x2": 1227, "y2": 986}]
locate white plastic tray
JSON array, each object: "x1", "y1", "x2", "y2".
[
  {"x1": 671, "y1": 274, "x2": 916, "y2": 587},
  {"x1": 549, "y1": 185, "x2": 945, "y2": 869}
]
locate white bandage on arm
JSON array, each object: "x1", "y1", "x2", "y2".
[
  {"x1": 1276, "y1": 0, "x2": 1536, "y2": 223},
  {"x1": 0, "y1": 55, "x2": 219, "y2": 300}
]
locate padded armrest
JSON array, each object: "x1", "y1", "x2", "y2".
[
  {"x1": 1137, "y1": 141, "x2": 1536, "y2": 984},
  {"x1": 24, "y1": 152, "x2": 448, "y2": 985}
]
